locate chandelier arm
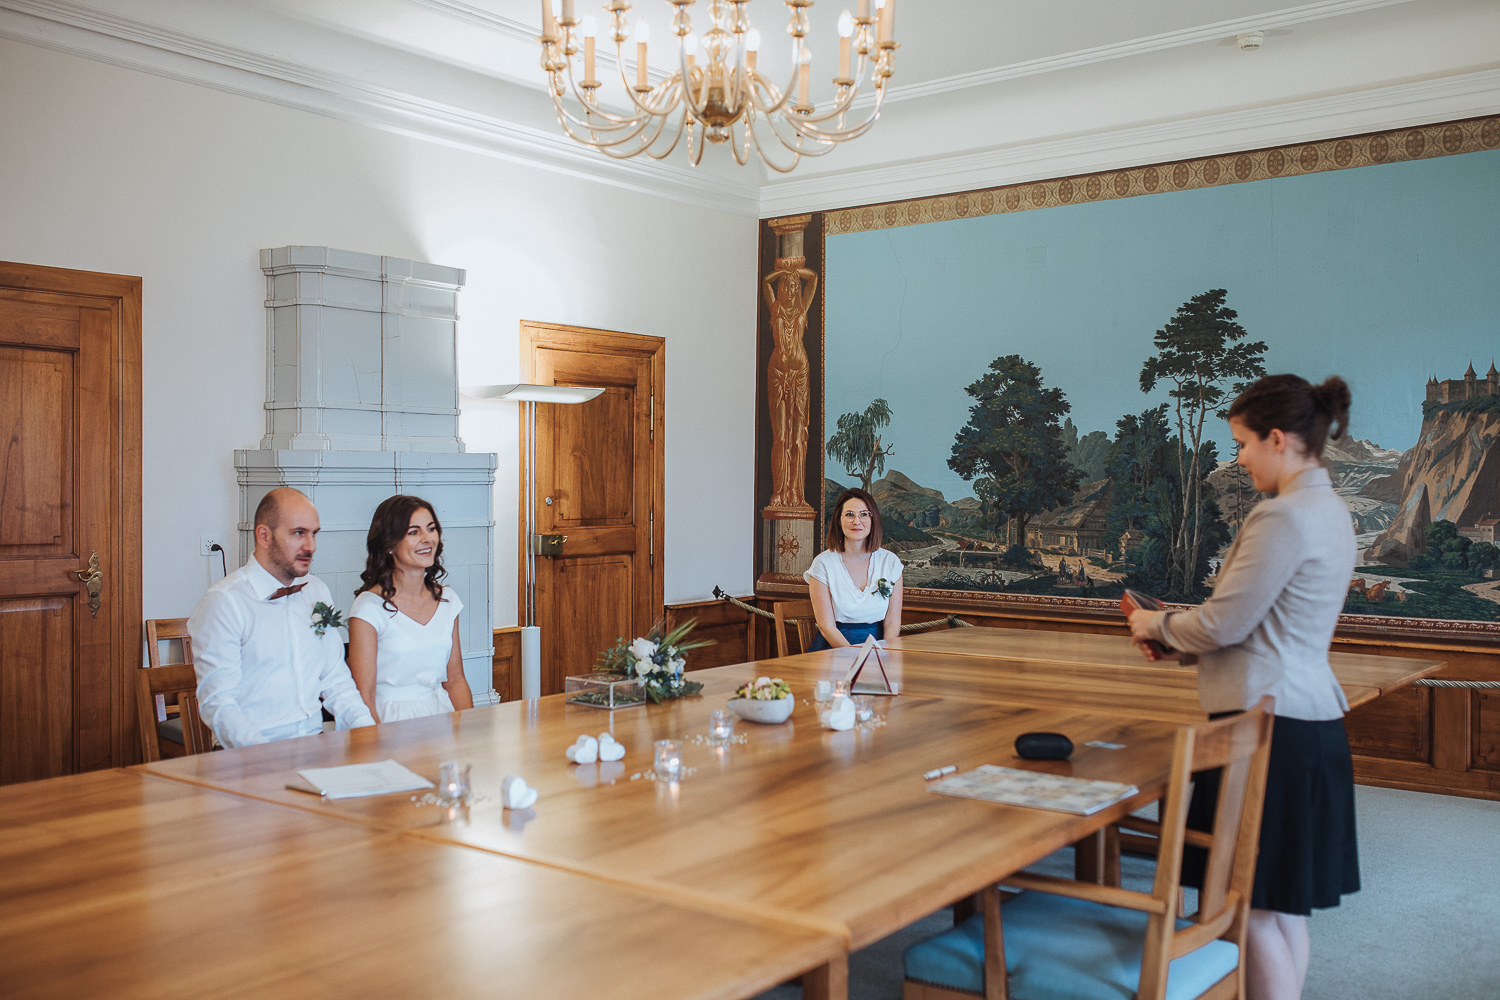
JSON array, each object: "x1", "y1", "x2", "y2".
[
  {"x1": 742, "y1": 60, "x2": 802, "y2": 118},
  {"x1": 553, "y1": 98, "x2": 661, "y2": 150},
  {"x1": 555, "y1": 116, "x2": 657, "y2": 155},
  {"x1": 781, "y1": 83, "x2": 891, "y2": 140},
  {"x1": 756, "y1": 110, "x2": 839, "y2": 159},
  {"x1": 745, "y1": 111, "x2": 803, "y2": 174},
  {"x1": 644, "y1": 109, "x2": 689, "y2": 160}
]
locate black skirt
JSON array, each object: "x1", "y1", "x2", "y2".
[{"x1": 1182, "y1": 714, "x2": 1361, "y2": 915}]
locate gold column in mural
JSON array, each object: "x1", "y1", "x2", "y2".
[{"x1": 761, "y1": 214, "x2": 818, "y2": 581}]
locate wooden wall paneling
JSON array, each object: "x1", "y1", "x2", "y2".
[
  {"x1": 1475, "y1": 693, "x2": 1500, "y2": 772},
  {"x1": 491, "y1": 627, "x2": 522, "y2": 704},
  {"x1": 663, "y1": 597, "x2": 754, "y2": 670},
  {"x1": 1345, "y1": 686, "x2": 1430, "y2": 763}
]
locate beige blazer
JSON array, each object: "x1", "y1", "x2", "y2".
[{"x1": 1150, "y1": 466, "x2": 1355, "y2": 721}]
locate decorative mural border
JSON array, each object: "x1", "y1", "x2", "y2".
[
  {"x1": 760, "y1": 113, "x2": 1500, "y2": 643},
  {"x1": 819, "y1": 115, "x2": 1500, "y2": 236}
]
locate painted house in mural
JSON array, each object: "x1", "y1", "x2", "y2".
[{"x1": 1024, "y1": 479, "x2": 1112, "y2": 557}]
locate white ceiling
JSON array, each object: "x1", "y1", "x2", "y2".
[{"x1": 2, "y1": 0, "x2": 1497, "y2": 215}]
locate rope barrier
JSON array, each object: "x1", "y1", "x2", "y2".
[
  {"x1": 712, "y1": 587, "x2": 972, "y2": 633},
  {"x1": 1412, "y1": 678, "x2": 1500, "y2": 689}
]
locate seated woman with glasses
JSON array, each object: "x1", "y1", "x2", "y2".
[{"x1": 803, "y1": 487, "x2": 904, "y2": 650}]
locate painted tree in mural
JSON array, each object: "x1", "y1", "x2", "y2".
[
  {"x1": 1103, "y1": 405, "x2": 1230, "y2": 599},
  {"x1": 1140, "y1": 289, "x2": 1266, "y2": 598},
  {"x1": 1061, "y1": 418, "x2": 1112, "y2": 482},
  {"x1": 948, "y1": 355, "x2": 1080, "y2": 548},
  {"x1": 825, "y1": 397, "x2": 894, "y2": 492}
]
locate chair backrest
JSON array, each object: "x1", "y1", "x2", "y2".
[
  {"x1": 137, "y1": 618, "x2": 212, "y2": 761},
  {"x1": 1139, "y1": 695, "x2": 1275, "y2": 998},
  {"x1": 771, "y1": 600, "x2": 817, "y2": 658}
]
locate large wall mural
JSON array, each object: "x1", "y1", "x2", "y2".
[{"x1": 815, "y1": 116, "x2": 1500, "y2": 636}]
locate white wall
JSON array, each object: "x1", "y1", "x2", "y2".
[{"x1": 0, "y1": 37, "x2": 760, "y2": 625}]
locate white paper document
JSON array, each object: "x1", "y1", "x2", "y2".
[
  {"x1": 928, "y1": 764, "x2": 1138, "y2": 815},
  {"x1": 295, "y1": 760, "x2": 434, "y2": 800}
]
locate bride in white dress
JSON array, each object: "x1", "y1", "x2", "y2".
[{"x1": 348, "y1": 495, "x2": 474, "y2": 723}]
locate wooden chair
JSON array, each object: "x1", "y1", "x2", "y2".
[
  {"x1": 902, "y1": 697, "x2": 1275, "y2": 1000},
  {"x1": 772, "y1": 600, "x2": 817, "y2": 658},
  {"x1": 136, "y1": 618, "x2": 214, "y2": 761}
]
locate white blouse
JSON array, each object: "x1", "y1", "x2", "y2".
[
  {"x1": 804, "y1": 547, "x2": 903, "y2": 624},
  {"x1": 349, "y1": 586, "x2": 463, "y2": 720}
]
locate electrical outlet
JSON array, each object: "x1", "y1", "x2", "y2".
[{"x1": 200, "y1": 535, "x2": 221, "y2": 557}]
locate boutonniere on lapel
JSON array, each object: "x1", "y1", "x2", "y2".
[
  {"x1": 310, "y1": 602, "x2": 345, "y2": 637},
  {"x1": 876, "y1": 578, "x2": 892, "y2": 598}
]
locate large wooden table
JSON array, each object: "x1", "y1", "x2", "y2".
[
  {"x1": 2, "y1": 628, "x2": 1447, "y2": 999},
  {"x1": 0, "y1": 768, "x2": 843, "y2": 1000}
]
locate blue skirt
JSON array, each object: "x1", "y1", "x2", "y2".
[{"x1": 808, "y1": 621, "x2": 883, "y2": 651}]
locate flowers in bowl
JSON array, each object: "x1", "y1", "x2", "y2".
[
  {"x1": 735, "y1": 676, "x2": 792, "y2": 701},
  {"x1": 596, "y1": 619, "x2": 711, "y2": 704},
  {"x1": 728, "y1": 676, "x2": 795, "y2": 724}
]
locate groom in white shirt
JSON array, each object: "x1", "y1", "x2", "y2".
[{"x1": 187, "y1": 488, "x2": 375, "y2": 748}]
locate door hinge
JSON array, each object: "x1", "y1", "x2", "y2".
[
  {"x1": 649, "y1": 510, "x2": 654, "y2": 567},
  {"x1": 649, "y1": 390, "x2": 655, "y2": 442}
]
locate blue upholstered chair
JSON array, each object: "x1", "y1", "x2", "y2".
[{"x1": 903, "y1": 697, "x2": 1275, "y2": 1000}]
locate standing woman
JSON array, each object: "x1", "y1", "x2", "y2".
[
  {"x1": 804, "y1": 487, "x2": 904, "y2": 650},
  {"x1": 348, "y1": 495, "x2": 474, "y2": 722},
  {"x1": 1129, "y1": 375, "x2": 1359, "y2": 1000}
]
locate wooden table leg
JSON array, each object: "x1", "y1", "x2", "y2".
[{"x1": 802, "y1": 954, "x2": 849, "y2": 1000}]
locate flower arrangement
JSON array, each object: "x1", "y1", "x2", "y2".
[
  {"x1": 310, "y1": 601, "x2": 345, "y2": 637},
  {"x1": 876, "y1": 577, "x2": 893, "y2": 598},
  {"x1": 734, "y1": 676, "x2": 792, "y2": 701},
  {"x1": 596, "y1": 619, "x2": 712, "y2": 704}
]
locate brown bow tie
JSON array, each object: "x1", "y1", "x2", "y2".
[{"x1": 268, "y1": 583, "x2": 307, "y2": 600}]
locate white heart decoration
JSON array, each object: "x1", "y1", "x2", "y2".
[
  {"x1": 820, "y1": 696, "x2": 856, "y2": 731},
  {"x1": 599, "y1": 739, "x2": 625, "y2": 762},
  {"x1": 565, "y1": 735, "x2": 599, "y2": 764},
  {"x1": 501, "y1": 774, "x2": 539, "y2": 810}
]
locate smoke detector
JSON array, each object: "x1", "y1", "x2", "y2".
[{"x1": 1236, "y1": 31, "x2": 1265, "y2": 50}]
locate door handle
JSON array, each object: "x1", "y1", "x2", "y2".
[
  {"x1": 532, "y1": 533, "x2": 568, "y2": 556},
  {"x1": 74, "y1": 550, "x2": 103, "y2": 618}
]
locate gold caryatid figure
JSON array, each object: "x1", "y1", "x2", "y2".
[{"x1": 764, "y1": 256, "x2": 818, "y2": 509}]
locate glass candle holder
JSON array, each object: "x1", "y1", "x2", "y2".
[
  {"x1": 437, "y1": 761, "x2": 471, "y2": 804},
  {"x1": 832, "y1": 678, "x2": 852, "y2": 700},
  {"x1": 709, "y1": 709, "x2": 735, "y2": 741},
  {"x1": 852, "y1": 694, "x2": 874, "y2": 723},
  {"x1": 653, "y1": 739, "x2": 684, "y2": 777}
]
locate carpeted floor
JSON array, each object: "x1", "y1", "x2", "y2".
[{"x1": 754, "y1": 784, "x2": 1500, "y2": 1000}]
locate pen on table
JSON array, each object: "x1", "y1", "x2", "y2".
[
  {"x1": 923, "y1": 765, "x2": 957, "y2": 780},
  {"x1": 284, "y1": 781, "x2": 326, "y2": 796}
]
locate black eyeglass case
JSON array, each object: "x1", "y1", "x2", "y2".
[{"x1": 1014, "y1": 731, "x2": 1074, "y2": 760}]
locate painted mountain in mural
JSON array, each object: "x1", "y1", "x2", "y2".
[{"x1": 1367, "y1": 407, "x2": 1500, "y2": 565}]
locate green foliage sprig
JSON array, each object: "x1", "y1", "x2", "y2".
[{"x1": 310, "y1": 602, "x2": 344, "y2": 637}]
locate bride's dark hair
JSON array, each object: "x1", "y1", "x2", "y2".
[{"x1": 357, "y1": 495, "x2": 447, "y2": 612}]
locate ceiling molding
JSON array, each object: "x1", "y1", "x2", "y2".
[
  {"x1": 859, "y1": 0, "x2": 1417, "y2": 109},
  {"x1": 0, "y1": 0, "x2": 756, "y2": 214},
  {"x1": 398, "y1": 0, "x2": 671, "y2": 86},
  {"x1": 759, "y1": 68, "x2": 1500, "y2": 218}
]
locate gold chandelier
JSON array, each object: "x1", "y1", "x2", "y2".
[{"x1": 538, "y1": 0, "x2": 898, "y2": 172}]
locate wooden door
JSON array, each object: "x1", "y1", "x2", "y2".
[
  {"x1": 0, "y1": 262, "x2": 141, "y2": 784},
  {"x1": 521, "y1": 323, "x2": 664, "y2": 695}
]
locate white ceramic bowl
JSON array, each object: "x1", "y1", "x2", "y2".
[{"x1": 728, "y1": 695, "x2": 795, "y2": 724}]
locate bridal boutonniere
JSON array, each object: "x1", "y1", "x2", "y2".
[
  {"x1": 876, "y1": 578, "x2": 893, "y2": 598},
  {"x1": 310, "y1": 602, "x2": 345, "y2": 637}
]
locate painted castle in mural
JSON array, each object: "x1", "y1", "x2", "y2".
[{"x1": 1426, "y1": 363, "x2": 1500, "y2": 403}]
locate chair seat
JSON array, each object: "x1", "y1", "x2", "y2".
[
  {"x1": 157, "y1": 716, "x2": 184, "y2": 745},
  {"x1": 905, "y1": 891, "x2": 1239, "y2": 1000}
]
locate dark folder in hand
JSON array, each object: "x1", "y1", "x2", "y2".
[{"x1": 1120, "y1": 589, "x2": 1175, "y2": 661}]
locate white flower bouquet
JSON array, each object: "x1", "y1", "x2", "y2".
[{"x1": 596, "y1": 619, "x2": 711, "y2": 704}]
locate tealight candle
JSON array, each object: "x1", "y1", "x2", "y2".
[
  {"x1": 833, "y1": 678, "x2": 851, "y2": 700},
  {"x1": 853, "y1": 695, "x2": 874, "y2": 723},
  {"x1": 438, "y1": 760, "x2": 471, "y2": 804},
  {"x1": 654, "y1": 739, "x2": 683, "y2": 777},
  {"x1": 710, "y1": 709, "x2": 735, "y2": 741}
]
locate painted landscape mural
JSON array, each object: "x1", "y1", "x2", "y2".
[{"x1": 823, "y1": 145, "x2": 1500, "y2": 624}]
